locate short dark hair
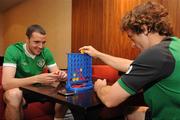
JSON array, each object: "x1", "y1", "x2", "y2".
[
  {"x1": 121, "y1": 1, "x2": 173, "y2": 36},
  {"x1": 26, "y1": 24, "x2": 46, "y2": 39}
]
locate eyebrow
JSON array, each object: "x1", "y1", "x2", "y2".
[{"x1": 33, "y1": 40, "x2": 46, "y2": 43}]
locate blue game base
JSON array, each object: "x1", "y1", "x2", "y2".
[{"x1": 66, "y1": 82, "x2": 93, "y2": 93}]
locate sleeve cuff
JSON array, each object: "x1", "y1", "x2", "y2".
[
  {"x1": 118, "y1": 78, "x2": 136, "y2": 95},
  {"x1": 3, "y1": 63, "x2": 17, "y2": 68},
  {"x1": 47, "y1": 63, "x2": 57, "y2": 68}
]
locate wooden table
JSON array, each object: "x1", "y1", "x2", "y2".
[
  {"x1": 21, "y1": 83, "x2": 106, "y2": 120},
  {"x1": 21, "y1": 82, "x2": 145, "y2": 120}
]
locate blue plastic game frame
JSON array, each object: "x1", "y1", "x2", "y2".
[{"x1": 66, "y1": 53, "x2": 93, "y2": 93}]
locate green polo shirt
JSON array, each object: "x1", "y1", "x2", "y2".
[
  {"x1": 3, "y1": 42, "x2": 56, "y2": 78},
  {"x1": 118, "y1": 37, "x2": 180, "y2": 120}
]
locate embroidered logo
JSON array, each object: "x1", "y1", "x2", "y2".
[
  {"x1": 37, "y1": 59, "x2": 45, "y2": 68},
  {"x1": 126, "y1": 65, "x2": 133, "y2": 74}
]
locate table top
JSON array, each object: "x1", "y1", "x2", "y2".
[
  {"x1": 21, "y1": 77, "x2": 146, "y2": 112},
  {"x1": 21, "y1": 83, "x2": 102, "y2": 109}
]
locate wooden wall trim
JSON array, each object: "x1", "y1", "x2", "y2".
[{"x1": 72, "y1": 0, "x2": 180, "y2": 64}]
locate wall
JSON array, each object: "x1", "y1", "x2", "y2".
[
  {"x1": 2, "y1": 0, "x2": 71, "y2": 68},
  {"x1": 0, "y1": 13, "x2": 3, "y2": 56},
  {"x1": 158, "y1": 0, "x2": 180, "y2": 37},
  {"x1": 72, "y1": 0, "x2": 142, "y2": 64},
  {"x1": 72, "y1": 0, "x2": 180, "y2": 64},
  {"x1": 102, "y1": 0, "x2": 142, "y2": 60},
  {"x1": 72, "y1": 0, "x2": 104, "y2": 64}
]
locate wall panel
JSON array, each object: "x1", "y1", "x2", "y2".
[
  {"x1": 72, "y1": 0, "x2": 103, "y2": 51},
  {"x1": 102, "y1": 0, "x2": 142, "y2": 59},
  {"x1": 72, "y1": 0, "x2": 103, "y2": 64},
  {"x1": 0, "y1": 13, "x2": 3, "y2": 56},
  {"x1": 72, "y1": 0, "x2": 180, "y2": 64},
  {"x1": 159, "y1": 0, "x2": 180, "y2": 36},
  {"x1": 2, "y1": 0, "x2": 71, "y2": 68}
]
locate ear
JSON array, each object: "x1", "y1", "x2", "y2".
[
  {"x1": 25, "y1": 38, "x2": 30, "y2": 43},
  {"x1": 141, "y1": 25, "x2": 148, "y2": 35}
]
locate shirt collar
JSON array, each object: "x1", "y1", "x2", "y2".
[{"x1": 23, "y1": 44, "x2": 36, "y2": 59}]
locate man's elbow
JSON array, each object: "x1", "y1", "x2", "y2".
[
  {"x1": 2, "y1": 83, "x2": 8, "y2": 90},
  {"x1": 2, "y1": 80, "x2": 10, "y2": 91},
  {"x1": 102, "y1": 97, "x2": 118, "y2": 108}
]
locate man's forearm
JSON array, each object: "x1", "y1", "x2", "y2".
[
  {"x1": 2, "y1": 76, "x2": 38, "y2": 90},
  {"x1": 97, "y1": 52, "x2": 133, "y2": 72}
]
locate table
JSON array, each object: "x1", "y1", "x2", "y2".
[
  {"x1": 21, "y1": 83, "x2": 145, "y2": 120},
  {"x1": 21, "y1": 83, "x2": 105, "y2": 120}
]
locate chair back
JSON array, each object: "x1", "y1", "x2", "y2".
[{"x1": 92, "y1": 65, "x2": 120, "y2": 84}]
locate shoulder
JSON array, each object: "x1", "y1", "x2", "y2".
[
  {"x1": 3, "y1": 42, "x2": 24, "y2": 65},
  {"x1": 4, "y1": 42, "x2": 25, "y2": 60},
  {"x1": 6, "y1": 42, "x2": 24, "y2": 53},
  {"x1": 133, "y1": 39, "x2": 175, "y2": 77},
  {"x1": 136, "y1": 40, "x2": 173, "y2": 65}
]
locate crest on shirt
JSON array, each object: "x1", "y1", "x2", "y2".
[
  {"x1": 37, "y1": 59, "x2": 45, "y2": 68},
  {"x1": 126, "y1": 65, "x2": 133, "y2": 74}
]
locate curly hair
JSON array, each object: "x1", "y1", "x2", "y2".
[{"x1": 121, "y1": 1, "x2": 173, "y2": 36}]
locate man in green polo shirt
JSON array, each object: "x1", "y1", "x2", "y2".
[
  {"x1": 2, "y1": 24, "x2": 68, "y2": 120},
  {"x1": 80, "y1": 1, "x2": 180, "y2": 120}
]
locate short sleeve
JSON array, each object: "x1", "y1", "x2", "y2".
[
  {"x1": 3, "y1": 45, "x2": 19, "y2": 67},
  {"x1": 118, "y1": 78, "x2": 136, "y2": 95},
  {"x1": 118, "y1": 44, "x2": 175, "y2": 94}
]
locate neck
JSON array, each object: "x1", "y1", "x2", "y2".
[
  {"x1": 148, "y1": 33, "x2": 166, "y2": 47},
  {"x1": 25, "y1": 43, "x2": 36, "y2": 56},
  {"x1": 23, "y1": 44, "x2": 36, "y2": 59}
]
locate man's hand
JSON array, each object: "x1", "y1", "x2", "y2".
[
  {"x1": 54, "y1": 70, "x2": 67, "y2": 81},
  {"x1": 94, "y1": 79, "x2": 107, "y2": 92},
  {"x1": 35, "y1": 73, "x2": 60, "y2": 84},
  {"x1": 79, "y1": 46, "x2": 101, "y2": 58}
]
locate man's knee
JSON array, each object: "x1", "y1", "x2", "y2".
[{"x1": 3, "y1": 88, "x2": 23, "y2": 106}]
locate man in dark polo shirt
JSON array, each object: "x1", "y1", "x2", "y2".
[{"x1": 80, "y1": 1, "x2": 180, "y2": 120}]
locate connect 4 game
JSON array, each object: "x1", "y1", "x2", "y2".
[{"x1": 66, "y1": 53, "x2": 93, "y2": 93}]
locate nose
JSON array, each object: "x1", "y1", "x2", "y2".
[{"x1": 38, "y1": 43, "x2": 43, "y2": 48}]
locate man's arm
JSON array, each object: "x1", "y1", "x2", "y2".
[
  {"x1": 48, "y1": 65, "x2": 59, "y2": 72},
  {"x1": 2, "y1": 66, "x2": 59, "y2": 90},
  {"x1": 97, "y1": 52, "x2": 133, "y2": 72},
  {"x1": 79, "y1": 46, "x2": 133, "y2": 72},
  {"x1": 94, "y1": 79, "x2": 130, "y2": 107},
  {"x1": 48, "y1": 65, "x2": 67, "y2": 80},
  {"x1": 2, "y1": 66, "x2": 37, "y2": 90}
]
